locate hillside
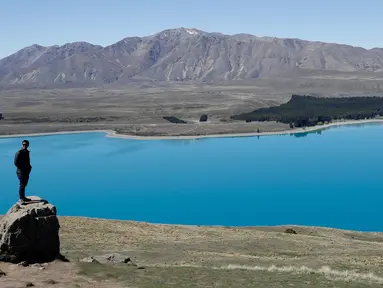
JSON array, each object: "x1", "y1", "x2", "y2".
[
  {"x1": 1, "y1": 216, "x2": 383, "y2": 287},
  {"x1": 2, "y1": 28, "x2": 383, "y2": 87}
]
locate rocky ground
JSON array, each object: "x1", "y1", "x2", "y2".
[{"x1": 1, "y1": 215, "x2": 383, "y2": 287}]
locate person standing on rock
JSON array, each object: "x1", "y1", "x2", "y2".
[{"x1": 14, "y1": 140, "x2": 32, "y2": 203}]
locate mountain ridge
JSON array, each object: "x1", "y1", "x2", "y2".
[
  {"x1": 7, "y1": 28, "x2": 382, "y2": 53},
  {"x1": 2, "y1": 27, "x2": 383, "y2": 87}
]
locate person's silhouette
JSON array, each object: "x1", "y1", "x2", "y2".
[{"x1": 14, "y1": 140, "x2": 32, "y2": 204}]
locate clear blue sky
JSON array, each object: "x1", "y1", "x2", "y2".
[{"x1": 1, "y1": 0, "x2": 382, "y2": 59}]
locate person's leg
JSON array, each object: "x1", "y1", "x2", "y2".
[
  {"x1": 17, "y1": 173, "x2": 24, "y2": 199},
  {"x1": 17, "y1": 173, "x2": 30, "y2": 201}
]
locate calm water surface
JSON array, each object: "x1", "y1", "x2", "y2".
[{"x1": 1, "y1": 123, "x2": 382, "y2": 232}]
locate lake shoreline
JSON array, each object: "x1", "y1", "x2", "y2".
[{"x1": 0, "y1": 119, "x2": 383, "y2": 140}]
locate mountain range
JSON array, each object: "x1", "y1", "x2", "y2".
[{"x1": 1, "y1": 27, "x2": 383, "y2": 87}]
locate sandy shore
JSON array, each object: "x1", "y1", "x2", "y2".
[
  {"x1": 0, "y1": 119, "x2": 383, "y2": 140},
  {"x1": 108, "y1": 119, "x2": 383, "y2": 140},
  {"x1": 0, "y1": 129, "x2": 112, "y2": 139}
]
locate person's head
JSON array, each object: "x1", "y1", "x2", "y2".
[{"x1": 21, "y1": 140, "x2": 29, "y2": 150}]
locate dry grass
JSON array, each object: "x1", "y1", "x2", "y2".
[
  {"x1": 210, "y1": 264, "x2": 383, "y2": 285},
  {"x1": 0, "y1": 262, "x2": 123, "y2": 288},
  {"x1": 78, "y1": 263, "x2": 383, "y2": 288},
  {"x1": 2, "y1": 76, "x2": 383, "y2": 136},
  {"x1": 1, "y1": 216, "x2": 383, "y2": 287},
  {"x1": 59, "y1": 217, "x2": 383, "y2": 287}
]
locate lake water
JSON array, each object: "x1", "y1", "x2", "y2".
[{"x1": 1, "y1": 123, "x2": 383, "y2": 232}]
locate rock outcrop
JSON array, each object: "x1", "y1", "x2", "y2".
[
  {"x1": 199, "y1": 115, "x2": 208, "y2": 122},
  {"x1": 0, "y1": 196, "x2": 60, "y2": 263},
  {"x1": 80, "y1": 253, "x2": 132, "y2": 265},
  {"x1": 80, "y1": 253, "x2": 145, "y2": 269},
  {"x1": 285, "y1": 228, "x2": 297, "y2": 234}
]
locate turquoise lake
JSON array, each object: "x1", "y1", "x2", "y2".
[{"x1": 1, "y1": 123, "x2": 383, "y2": 232}]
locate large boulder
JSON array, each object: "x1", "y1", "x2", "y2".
[
  {"x1": 0, "y1": 196, "x2": 60, "y2": 263},
  {"x1": 199, "y1": 114, "x2": 208, "y2": 122}
]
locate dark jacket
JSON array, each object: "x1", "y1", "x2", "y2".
[{"x1": 14, "y1": 149, "x2": 32, "y2": 175}]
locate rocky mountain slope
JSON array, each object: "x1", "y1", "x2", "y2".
[{"x1": 1, "y1": 27, "x2": 383, "y2": 87}]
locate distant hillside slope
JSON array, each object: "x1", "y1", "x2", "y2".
[{"x1": 1, "y1": 27, "x2": 383, "y2": 87}]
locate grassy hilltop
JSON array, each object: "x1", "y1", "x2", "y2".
[{"x1": 2, "y1": 216, "x2": 383, "y2": 287}]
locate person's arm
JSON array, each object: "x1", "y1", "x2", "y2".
[{"x1": 14, "y1": 151, "x2": 20, "y2": 168}]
